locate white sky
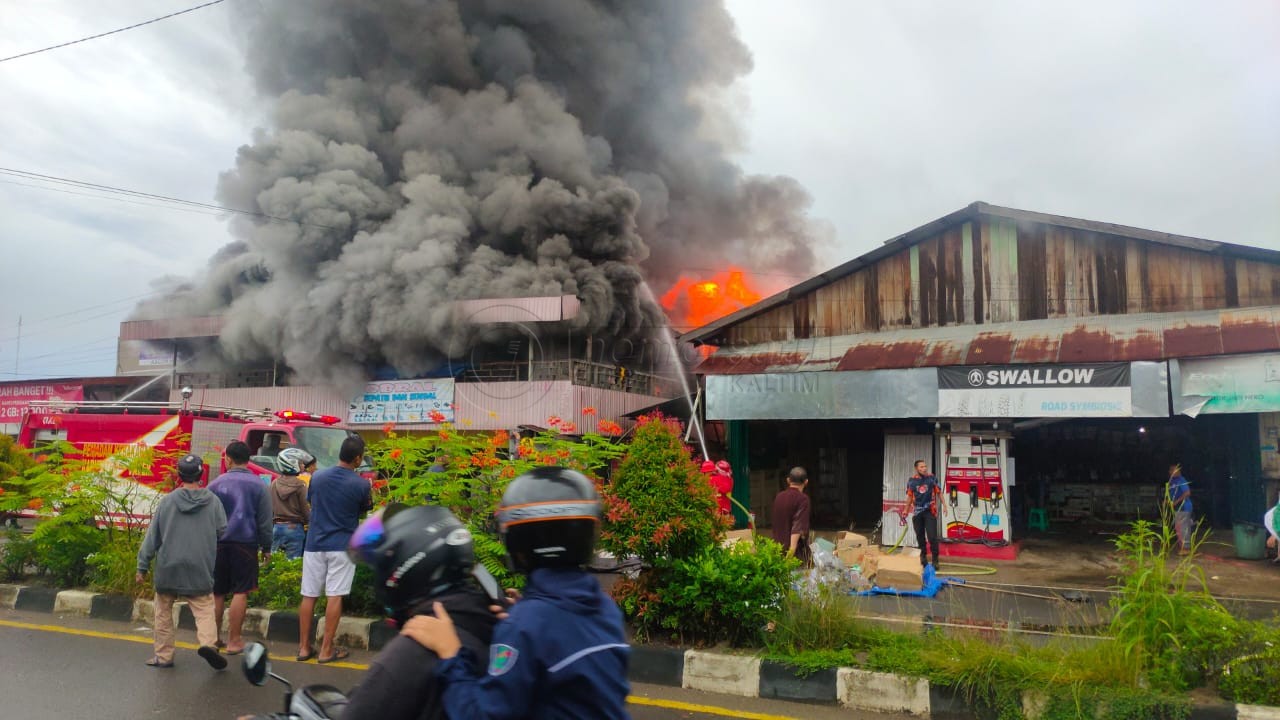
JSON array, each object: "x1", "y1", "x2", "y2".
[{"x1": 0, "y1": 0, "x2": 1277, "y2": 380}]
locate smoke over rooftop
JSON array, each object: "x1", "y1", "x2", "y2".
[{"x1": 140, "y1": 0, "x2": 826, "y2": 387}]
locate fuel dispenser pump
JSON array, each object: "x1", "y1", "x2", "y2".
[{"x1": 940, "y1": 433, "x2": 1009, "y2": 546}]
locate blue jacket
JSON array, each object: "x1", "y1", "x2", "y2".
[
  {"x1": 208, "y1": 467, "x2": 273, "y2": 550},
  {"x1": 436, "y1": 568, "x2": 631, "y2": 719}
]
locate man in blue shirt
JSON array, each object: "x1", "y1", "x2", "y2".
[
  {"x1": 208, "y1": 441, "x2": 274, "y2": 655},
  {"x1": 297, "y1": 435, "x2": 373, "y2": 663},
  {"x1": 1168, "y1": 463, "x2": 1192, "y2": 554}
]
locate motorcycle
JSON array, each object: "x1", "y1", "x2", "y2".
[{"x1": 241, "y1": 642, "x2": 349, "y2": 720}]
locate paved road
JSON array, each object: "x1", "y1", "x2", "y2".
[{"x1": 0, "y1": 608, "x2": 908, "y2": 720}]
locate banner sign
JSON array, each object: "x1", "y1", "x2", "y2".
[
  {"x1": 938, "y1": 363, "x2": 1132, "y2": 417},
  {"x1": 1174, "y1": 354, "x2": 1280, "y2": 416},
  {"x1": 138, "y1": 346, "x2": 173, "y2": 367},
  {"x1": 348, "y1": 379, "x2": 455, "y2": 425},
  {"x1": 0, "y1": 382, "x2": 84, "y2": 423}
]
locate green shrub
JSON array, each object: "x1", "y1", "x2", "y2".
[
  {"x1": 599, "y1": 413, "x2": 725, "y2": 565},
  {"x1": 88, "y1": 535, "x2": 149, "y2": 597},
  {"x1": 615, "y1": 536, "x2": 796, "y2": 646},
  {"x1": 347, "y1": 563, "x2": 383, "y2": 617},
  {"x1": 1108, "y1": 517, "x2": 1239, "y2": 691},
  {"x1": 0, "y1": 528, "x2": 36, "y2": 581},
  {"x1": 1219, "y1": 647, "x2": 1280, "y2": 706},
  {"x1": 252, "y1": 555, "x2": 305, "y2": 611},
  {"x1": 31, "y1": 523, "x2": 106, "y2": 586}
]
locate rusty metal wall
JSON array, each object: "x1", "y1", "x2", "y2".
[{"x1": 718, "y1": 214, "x2": 1280, "y2": 347}]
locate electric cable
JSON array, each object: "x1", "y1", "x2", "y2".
[{"x1": 0, "y1": 0, "x2": 229, "y2": 64}]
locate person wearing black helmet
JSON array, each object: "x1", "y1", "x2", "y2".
[
  {"x1": 338, "y1": 504, "x2": 501, "y2": 720},
  {"x1": 401, "y1": 466, "x2": 631, "y2": 720},
  {"x1": 136, "y1": 454, "x2": 228, "y2": 670}
]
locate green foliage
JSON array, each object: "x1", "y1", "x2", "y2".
[
  {"x1": 251, "y1": 554, "x2": 305, "y2": 611},
  {"x1": 347, "y1": 563, "x2": 382, "y2": 617},
  {"x1": 370, "y1": 417, "x2": 623, "y2": 589},
  {"x1": 599, "y1": 413, "x2": 725, "y2": 565},
  {"x1": 1220, "y1": 649, "x2": 1280, "y2": 705},
  {"x1": 87, "y1": 534, "x2": 149, "y2": 597},
  {"x1": 0, "y1": 528, "x2": 36, "y2": 581},
  {"x1": 1108, "y1": 517, "x2": 1238, "y2": 691},
  {"x1": 0, "y1": 440, "x2": 164, "y2": 586},
  {"x1": 0, "y1": 434, "x2": 34, "y2": 493},
  {"x1": 615, "y1": 536, "x2": 796, "y2": 646}
]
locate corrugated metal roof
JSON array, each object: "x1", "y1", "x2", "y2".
[
  {"x1": 680, "y1": 202, "x2": 1280, "y2": 345},
  {"x1": 694, "y1": 306, "x2": 1280, "y2": 375},
  {"x1": 452, "y1": 295, "x2": 581, "y2": 324}
]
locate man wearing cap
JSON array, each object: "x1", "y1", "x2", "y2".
[{"x1": 137, "y1": 454, "x2": 228, "y2": 670}]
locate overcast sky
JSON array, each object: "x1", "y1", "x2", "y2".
[{"x1": 1, "y1": 0, "x2": 1276, "y2": 381}]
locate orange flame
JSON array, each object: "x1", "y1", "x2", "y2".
[{"x1": 660, "y1": 268, "x2": 770, "y2": 331}]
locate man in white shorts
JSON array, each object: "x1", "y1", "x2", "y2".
[{"x1": 297, "y1": 436, "x2": 372, "y2": 663}]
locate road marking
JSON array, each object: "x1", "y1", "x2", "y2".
[
  {"x1": 0, "y1": 619, "x2": 369, "y2": 670},
  {"x1": 0, "y1": 618, "x2": 802, "y2": 718},
  {"x1": 627, "y1": 695, "x2": 800, "y2": 719}
]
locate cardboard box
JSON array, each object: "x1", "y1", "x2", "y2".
[
  {"x1": 837, "y1": 545, "x2": 878, "y2": 574},
  {"x1": 873, "y1": 552, "x2": 923, "y2": 591},
  {"x1": 835, "y1": 531, "x2": 868, "y2": 550}
]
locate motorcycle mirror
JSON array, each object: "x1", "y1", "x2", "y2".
[
  {"x1": 472, "y1": 564, "x2": 503, "y2": 606},
  {"x1": 242, "y1": 642, "x2": 271, "y2": 686}
]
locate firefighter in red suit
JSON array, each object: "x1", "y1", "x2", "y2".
[{"x1": 711, "y1": 461, "x2": 734, "y2": 517}]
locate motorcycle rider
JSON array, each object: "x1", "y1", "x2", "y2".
[
  {"x1": 238, "y1": 503, "x2": 500, "y2": 720},
  {"x1": 401, "y1": 466, "x2": 631, "y2": 719}
]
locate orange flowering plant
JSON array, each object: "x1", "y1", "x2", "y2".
[{"x1": 368, "y1": 412, "x2": 625, "y2": 585}]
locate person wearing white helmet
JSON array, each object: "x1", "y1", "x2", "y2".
[{"x1": 270, "y1": 447, "x2": 315, "y2": 559}]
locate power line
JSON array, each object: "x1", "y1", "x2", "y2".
[
  {"x1": 0, "y1": 168, "x2": 337, "y2": 230},
  {"x1": 0, "y1": 0, "x2": 229, "y2": 64},
  {"x1": 0, "y1": 179, "x2": 227, "y2": 219}
]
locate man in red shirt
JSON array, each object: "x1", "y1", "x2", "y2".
[{"x1": 771, "y1": 467, "x2": 811, "y2": 563}]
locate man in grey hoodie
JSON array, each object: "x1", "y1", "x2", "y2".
[{"x1": 137, "y1": 454, "x2": 228, "y2": 670}]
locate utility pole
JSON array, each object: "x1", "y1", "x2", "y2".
[{"x1": 13, "y1": 315, "x2": 20, "y2": 375}]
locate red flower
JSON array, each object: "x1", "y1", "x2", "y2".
[
  {"x1": 428, "y1": 410, "x2": 446, "y2": 424},
  {"x1": 26, "y1": 498, "x2": 43, "y2": 510},
  {"x1": 389, "y1": 448, "x2": 403, "y2": 460},
  {"x1": 560, "y1": 422, "x2": 577, "y2": 434},
  {"x1": 596, "y1": 420, "x2": 622, "y2": 436},
  {"x1": 581, "y1": 407, "x2": 597, "y2": 416},
  {"x1": 35, "y1": 455, "x2": 48, "y2": 464},
  {"x1": 382, "y1": 422, "x2": 396, "y2": 435},
  {"x1": 492, "y1": 430, "x2": 510, "y2": 447},
  {"x1": 547, "y1": 415, "x2": 562, "y2": 427},
  {"x1": 439, "y1": 430, "x2": 450, "y2": 441}
]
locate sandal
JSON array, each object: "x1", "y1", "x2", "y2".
[
  {"x1": 317, "y1": 648, "x2": 350, "y2": 664},
  {"x1": 145, "y1": 657, "x2": 174, "y2": 668},
  {"x1": 296, "y1": 649, "x2": 317, "y2": 662},
  {"x1": 224, "y1": 646, "x2": 245, "y2": 656}
]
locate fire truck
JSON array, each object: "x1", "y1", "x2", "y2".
[{"x1": 15, "y1": 400, "x2": 366, "y2": 525}]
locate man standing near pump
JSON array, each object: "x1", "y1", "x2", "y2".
[{"x1": 902, "y1": 460, "x2": 942, "y2": 569}]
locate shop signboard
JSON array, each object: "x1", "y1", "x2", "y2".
[
  {"x1": 938, "y1": 363, "x2": 1132, "y2": 418},
  {"x1": 0, "y1": 382, "x2": 84, "y2": 425},
  {"x1": 1173, "y1": 354, "x2": 1280, "y2": 417},
  {"x1": 348, "y1": 378, "x2": 454, "y2": 425}
]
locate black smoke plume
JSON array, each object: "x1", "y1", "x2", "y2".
[{"x1": 139, "y1": 0, "x2": 826, "y2": 387}]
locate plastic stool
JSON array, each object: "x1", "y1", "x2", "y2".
[{"x1": 1028, "y1": 508, "x2": 1049, "y2": 532}]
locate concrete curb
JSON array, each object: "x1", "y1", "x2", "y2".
[{"x1": 0, "y1": 583, "x2": 1268, "y2": 718}]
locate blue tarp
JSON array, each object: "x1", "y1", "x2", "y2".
[{"x1": 855, "y1": 565, "x2": 967, "y2": 598}]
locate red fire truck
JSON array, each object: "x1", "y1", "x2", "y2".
[{"x1": 15, "y1": 400, "x2": 366, "y2": 525}]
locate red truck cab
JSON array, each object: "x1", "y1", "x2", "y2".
[{"x1": 224, "y1": 409, "x2": 374, "y2": 482}]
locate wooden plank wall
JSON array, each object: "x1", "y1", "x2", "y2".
[{"x1": 719, "y1": 218, "x2": 1280, "y2": 346}]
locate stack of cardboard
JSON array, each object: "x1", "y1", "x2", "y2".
[
  {"x1": 833, "y1": 532, "x2": 879, "y2": 576},
  {"x1": 873, "y1": 552, "x2": 924, "y2": 591}
]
